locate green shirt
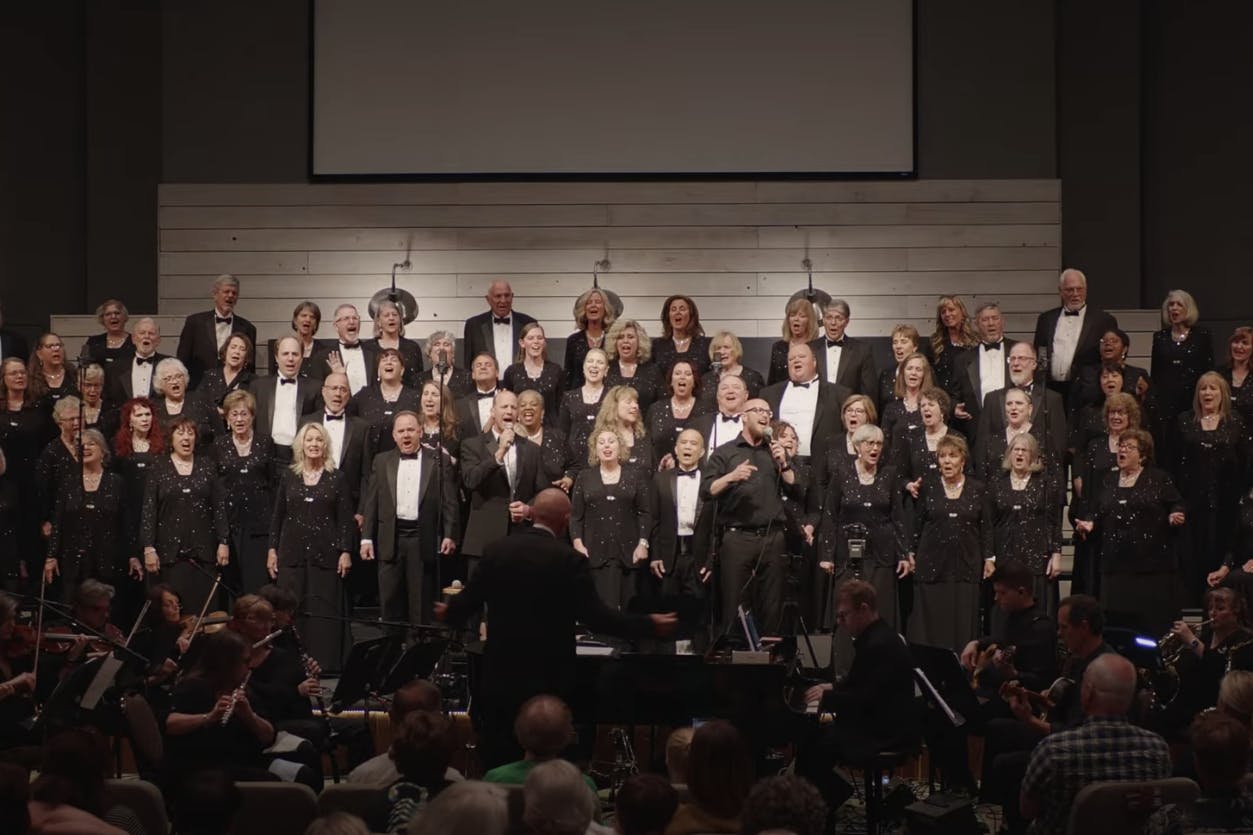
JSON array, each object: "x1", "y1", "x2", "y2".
[{"x1": 482, "y1": 759, "x2": 599, "y2": 794}]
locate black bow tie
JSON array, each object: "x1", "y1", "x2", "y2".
[
  {"x1": 983, "y1": 341, "x2": 1003, "y2": 351},
  {"x1": 476, "y1": 389, "x2": 497, "y2": 399},
  {"x1": 279, "y1": 377, "x2": 296, "y2": 386},
  {"x1": 493, "y1": 317, "x2": 511, "y2": 325},
  {"x1": 826, "y1": 338, "x2": 845, "y2": 349},
  {"x1": 1063, "y1": 309, "x2": 1080, "y2": 317},
  {"x1": 135, "y1": 356, "x2": 153, "y2": 366},
  {"x1": 324, "y1": 413, "x2": 344, "y2": 421},
  {"x1": 676, "y1": 469, "x2": 699, "y2": 479},
  {"x1": 399, "y1": 452, "x2": 419, "y2": 460},
  {"x1": 791, "y1": 380, "x2": 812, "y2": 389},
  {"x1": 340, "y1": 342, "x2": 360, "y2": 350},
  {"x1": 721, "y1": 413, "x2": 740, "y2": 423},
  {"x1": 215, "y1": 316, "x2": 232, "y2": 325}
]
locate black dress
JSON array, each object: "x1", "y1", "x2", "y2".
[
  {"x1": 694, "y1": 366, "x2": 766, "y2": 408},
  {"x1": 816, "y1": 464, "x2": 909, "y2": 632},
  {"x1": 1151, "y1": 327, "x2": 1214, "y2": 430},
  {"x1": 570, "y1": 466, "x2": 650, "y2": 611},
  {"x1": 1071, "y1": 434, "x2": 1121, "y2": 596},
  {"x1": 881, "y1": 399, "x2": 921, "y2": 461},
  {"x1": 1173, "y1": 412, "x2": 1249, "y2": 597},
  {"x1": 34, "y1": 437, "x2": 78, "y2": 530},
  {"x1": 197, "y1": 367, "x2": 255, "y2": 409},
  {"x1": 368, "y1": 337, "x2": 425, "y2": 388},
  {"x1": 421, "y1": 367, "x2": 474, "y2": 400},
  {"x1": 0, "y1": 471, "x2": 23, "y2": 591},
  {"x1": 622, "y1": 430, "x2": 657, "y2": 475},
  {"x1": 767, "y1": 340, "x2": 791, "y2": 386},
  {"x1": 907, "y1": 474, "x2": 988, "y2": 652},
  {"x1": 270, "y1": 468, "x2": 355, "y2": 670},
  {"x1": 83, "y1": 333, "x2": 135, "y2": 370},
  {"x1": 351, "y1": 384, "x2": 421, "y2": 455},
  {"x1": 154, "y1": 393, "x2": 219, "y2": 450},
  {"x1": 878, "y1": 366, "x2": 900, "y2": 407},
  {"x1": 644, "y1": 398, "x2": 710, "y2": 465},
  {"x1": 140, "y1": 456, "x2": 230, "y2": 614},
  {"x1": 1080, "y1": 466, "x2": 1185, "y2": 634},
  {"x1": 48, "y1": 471, "x2": 127, "y2": 596},
  {"x1": 982, "y1": 472, "x2": 1061, "y2": 615},
  {"x1": 503, "y1": 361, "x2": 564, "y2": 426},
  {"x1": 605, "y1": 361, "x2": 666, "y2": 417},
  {"x1": 973, "y1": 423, "x2": 1065, "y2": 505},
  {"x1": 925, "y1": 341, "x2": 974, "y2": 403},
  {"x1": 1, "y1": 404, "x2": 53, "y2": 579},
  {"x1": 557, "y1": 387, "x2": 606, "y2": 472},
  {"x1": 213, "y1": 433, "x2": 278, "y2": 594},
  {"x1": 651, "y1": 335, "x2": 712, "y2": 377},
  {"x1": 562, "y1": 329, "x2": 606, "y2": 390},
  {"x1": 892, "y1": 425, "x2": 969, "y2": 482},
  {"x1": 528, "y1": 427, "x2": 571, "y2": 488},
  {"x1": 1221, "y1": 366, "x2": 1253, "y2": 448}
]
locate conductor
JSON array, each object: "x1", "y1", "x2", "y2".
[{"x1": 435, "y1": 488, "x2": 677, "y2": 768}]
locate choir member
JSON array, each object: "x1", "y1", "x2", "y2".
[
  {"x1": 34, "y1": 396, "x2": 81, "y2": 538},
  {"x1": 82, "y1": 298, "x2": 133, "y2": 370},
  {"x1": 1152, "y1": 289, "x2": 1215, "y2": 430},
  {"x1": 697, "y1": 331, "x2": 765, "y2": 405},
  {"x1": 152, "y1": 358, "x2": 218, "y2": 448},
  {"x1": 646, "y1": 360, "x2": 707, "y2": 466},
  {"x1": 418, "y1": 380, "x2": 460, "y2": 464},
  {"x1": 368, "y1": 298, "x2": 424, "y2": 387},
  {"x1": 825, "y1": 393, "x2": 877, "y2": 475},
  {"x1": 1068, "y1": 362, "x2": 1129, "y2": 461},
  {"x1": 1210, "y1": 486, "x2": 1253, "y2": 606},
  {"x1": 557, "y1": 348, "x2": 608, "y2": 468},
  {"x1": 454, "y1": 352, "x2": 502, "y2": 439},
  {"x1": 462, "y1": 280, "x2": 537, "y2": 376},
  {"x1": 974, "y1": 387, "x2": 1063, "y2": 497},
  {"x1": 78, "y1": 364, "x2": 107, "y2": 434},
  {"x1": 647, "y1": 428, "x2": 714, "y2": 608},
  {"x1": 953, "y1": 303, "x2": 1015, "y2": 433},
  {"x1": 313, "y1": 304, "x2": 377, "y2": 395},
  {"x1": 651, "y1": 294, "x2": 711, "y2": 377},
  {"x1": 112, "y1": 397, "x2": 163, "y2": 615},
  {"x1": 905, "y1": 433, "x2": 990, "y2": 652},
  {"x1": 763, "y1": 342, "x2": 850, "y2": 467},
  {"x1": 1070, "y1": 391, "x2": 1141, "y2": 596},
  {"x1": 140, "y1": 415, "x2": 230, "y2": 615},
  {"x1": 810, "y1": 300, "x2": 879, "y2": 410},
  {"x1": 975, "y1": 343, "x2": 1067, "y2": 459},
  {"x1": 214, "y1": 390, "x2": 276, "y2": 594},
  {"x1": 1173, "y1": 372, "x2": 1249, "y2": 598},
  {"x1": 592, "y1": 385, "x2": 654, "y2": 472},
  {"x1": 353, "y1": 348, "x2": 421, "y2": 455},
  {"x1": 516, "y1": 389, "x2": 571, "y2": 492},
  {"x1": 307, "y1": 372, "x2": 372, "y2": 523},
  {"x1": 176, "y1": 274, "x2": 257, "y2": 388},
  {"x1": 767, "y1": 296, "x2": 821, "y2": 386},
  {"x1": 983, "y1": 433, "x2": 1062, "y2": 616},
  {"x1": 1069, "y1": 327, "x2": 1151, "y2": 416},
  {"x1": 268, "y1": 300, "x2": 322, "y2": 378},
  {"x1": 772, "y1": 420, "x2": 811, "y2": 559},
  {"x1": 45, "y1": 429, "x2": 133, "y2": 597},
  {"x1": 880, "y1": 352, "x2": 933, "y2": 458},
  {"x1": 563, "y1": 288, "x2": 615, "y2": 389},
  {"x1": 197, "y1": 332, "x2": 256, "y2": 411},
  {"x1": 690, "y1": 374, "x2": 750, "y2": 462},
  {"x1": 572, "y1": 428, "x2": 651, "y2": 611},
  {"x1": 422, "y1": 329, "x2": 473, "y2": 398},
  {"x1": 1219, "y1": 326, "x2": 1253, "y2": 445},
  {"x1": 502, "y1": 323, "x2": 563, "y2": 425},
  {"x1": 1032, "y1": 268, "x2": 1119, "y2": 408},
  {"x1": 895, "y1": 387, "x2": 962, "y2": 482},
  {"x1": 925, "y1": 295, "x2": 979, "y2": 405},
  {"x1": 814, "y1": 424, "x2": 909, "y2": 633},
  {"x1": 251, "y1": 336, "x2": 320, "y2": 464},
  {"x1": 105, "y1": 317, "x2": 167, "y2": 408},
  {"x1": 879, "y1": 324, "x2": 921, "y2": 407},
  {"x1": 267, "y1": 422, "x2": 354, "y2": 669},
  {"x1": 27, "y1": 332, "x2": 77, "y2": 409},
  {"x1": 1073, "y1": 428, "x2": 1185, "y2": 634},
  {"x1": 1, "y1": 358, "x2": 50, "y2": 578},
  {"x1": 605, "y1": 318, "x2": 665, "y2": 416}
]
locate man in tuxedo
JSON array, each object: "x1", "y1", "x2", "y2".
[
  {"x1": 1032, "y1": 269, "x2": 1119, "y2": 409},
  {"x1": 954, "y1": 302, "x2": 1017, "y2": 435},
  {"x1": 0, "y1": 298, "x2": 28, "y2": 361},
  {"x1": 798, "y1": 580, "x2": 920, "y2": 823},
  {"x1": 459, "y1": 390, "x2": 546, "y2": 570},
  {"x1": 462, "y1": 280, "x2": 537, "y2": 376},
  {"x1": 648, "y1": 429, "x2": 715, "y2": 637},
  {"x1": 310, "y1": 304, "x2": 378, "y2": 394},
  {"x1": 976, "y1": 342, "x2": 1067, "y2": 457},
  {"x1": 305, "y1": 371, "x2": 372, "y2": 517},
  {"x1": 105, "y1": 317, "x2": 169, "y2": 408},
  {"x1": 453, "y1": 352, "x2": 501, "y2": 438},
  {"x1": 690, "y1": 374, "x2": 749, "y2": 459},
  {"x1": 250, "y1": 336, "x2": 320, "y2": 464},
  {"x1": 360, "y1": 411, "x2": 458, "y2": 628},
  {"x1": 435, "y1": 488, "x2": 676, "y2": 768},
  {"x1": 761, "y1": 342, "x2": 850, "y2": 467},
  {"x1": 808, "y1": 299, "x2": 879, "y2": 411},
  {"x1": 176, "y1": 274, "x2": 257, "y2": 389}
]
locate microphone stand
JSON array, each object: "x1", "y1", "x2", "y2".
[{"x1": 432, "y1": 350, "x2": 449, "y2": 625}]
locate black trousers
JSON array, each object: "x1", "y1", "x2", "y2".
[
  {"x1": 378, "y1": 531, "x2": 438, "y2": 631},
  {"x1": 718, "y1": 528, "x2": 787, "y2": 636}
]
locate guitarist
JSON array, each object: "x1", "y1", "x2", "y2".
[{"x1": 959, "y1": 561, "x2": 1058, "y2": 703}]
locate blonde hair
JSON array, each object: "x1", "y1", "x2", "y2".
[
  {"x1": 930, "y1": 295, "x2": 979, "y2": 356},
  {"x1": 1161, "y1": 289, "x2": 1200, "y2": 328},
  {"x1": 592, "y1": 385, "x2": 645, "y2": 441},
  {"x1": 708, "y1": 330, "x2": 744, "y2": 364},
  {"x1": 1001, "y1": 432, "x2": 1043, "y2": 472},
  {"x1": 1193, "y1": 371, "x2": 1233, "y2": 424},
  {"x1": 290, "y1": 422, "x2": 338, "y2": 473},
  {"x1": 605, "y1": 319, "x2": 653, "y2": 363},
  {"x1": 1219, "y1": 670, "x2": 1253, "y2": 730},
  {"x1": 222, "y1": 389, "x2": 257, "y2": 416},
  {"x1": 1103, "y1": 391, "x2": 1142, "y2": 431},
  {"x1": 893, "y1": 352, "x2": 935, "y2": 399},
  {"x1": 587, "y1": 427, "x2": 630, "y2": 467},
  {"x1": 573, "y1": 288, "x2": 618, "y2": 331},
  {"x1": 781, "y1": 297, "x2": 820, "y2": 342}
]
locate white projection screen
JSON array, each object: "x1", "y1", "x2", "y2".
[{"x1": 312, "y1": 0, "x2": 914, "y2": 177}]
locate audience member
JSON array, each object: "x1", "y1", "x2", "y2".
[
  {"x1": 305, "y1": 812, "x2": 370, "y2": 835},
  {"x1": 523, "y1": 759, "x2": 599, "y2": 835},
  {"x1": 613, "y1": 774, "x2": 678, "y2": 835},
  {"x1": 738, "y1": 775, "x2": 828, "y2": 835},
  {"x1": 663, "y1": 727, "x2": 694, "y2": 789},
  {"x1": 347, "y1": 679, "x2": 464, "y2": 786},
  {"x1": 483, "y1": 695, "x2": 597, "y2": 793},
  {"x1": 385, "y1": 710, "x2": 456, "y2": 833},
  {"x1": 406, "y1": 781, "x2": 509, "y2": 835},
  {"x1": 169, "y1": 769, "x2": 242, "y2": 835},
  {"x1": 0, "y1": 761, "x2": 30, "y2": 835},
  {"x1": 28, "y1": 727, "x2": 142, "y2": 835},
  {"x1": 665, "y1": 720, "x2": 752, "y2": 835}
]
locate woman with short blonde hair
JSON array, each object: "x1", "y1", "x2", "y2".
[
  {"x1": 1152, "y1": 288, "x2": 1215, "y2": 424},
  {"x1": 563, "y1": 288, "x2": 618, "y2": 389},
  {"x1": 604, "y1": 318, "x2": 665, "y2": 417},
  {"x1": 768, "y1": 297, "x2": 821, "y2": 385}
]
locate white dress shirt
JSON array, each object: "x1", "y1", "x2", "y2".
[
  {"x1": 214, "y1": 309, "x2": 232, "y2": 351},
  {"x1": 824, "y1": 341, "x2": 844, "y2": 385},
  {"x1": 493, "y1": 429, "x2": 519, "y2": 494},
  {"x1": 271, "y1": 376, "x2": 299, "y2": 445},
  {"x1": 476, "y1": 392, "x2": 495, "y2": 430},
  {"x1": 978, "y1": 343, "x2": 1006, "y2": 405},
  {"x1": 492, "y1": 317, "x2": 513, "y2": 379},
  {"x1": 339, "y1": 342, "x2": 368, "y2": 394},
  {"x1": 396, "y1": 454, "x2": 423, "y2": 520},
  {"x1": 323, "y1": 413, "x2": 346, "y2": 467},
  {"x1": 675, "y1": 469, "x2": 700, "y2": 536},
  {"x1": 778, "y1": 377, "x2": 820, "y2": 456},
  {"x1": 1050, "y1": 306, "x2": 1086, "y2": 381},
  {"x1": 131, "y1": 354, "x2": 155, "y2": 399},
  {"x1": 707, "y1": 413, "x2": 742, "y2": 458}
]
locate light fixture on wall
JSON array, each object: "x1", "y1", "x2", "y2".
[
  {"x1": 369, "y1": 258, "x2": 420, "y2": 324},
  {"x1": 588, "y1": 258, "x2": 625, "y2": 319},
  {"x1": 788, "y1": 257, "x2": 831, "y2": 317}
]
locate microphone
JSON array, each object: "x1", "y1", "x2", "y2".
[
  {"x1": 436, "y1": 349, "x2": 449, "y2": 374},
  {"x1": 710, "y1": 359, "x2": 722, "y2": 376},
  {"x1": 763, "y1": 426, "x2": 774, "y2": 442},
  {"x1": 1036, "y1": 344, "x2": 1051, "y2": 384}
]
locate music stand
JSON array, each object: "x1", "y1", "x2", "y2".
[
  {"x1": 380, "y1": 639, "x2": 448, "y2": 694},
  {"x1": 330, "y1": 636, "x2": 401, "y2": 713},
  {"x1": 908, "y1": 642, "x2": 981, "y2": 728}
]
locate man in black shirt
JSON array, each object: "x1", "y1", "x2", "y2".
[
  {"x1": 960, "y1": 561, "x2": 1058, "y2": 697},
  {"x1": 701, "y1": 397, "x2": 800, "y2": 635}
]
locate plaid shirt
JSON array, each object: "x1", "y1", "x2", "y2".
[{"x1": 1021, "y1": 715, "x2": 1171, "y2": 835}]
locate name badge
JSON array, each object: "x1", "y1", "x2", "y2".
[
  {"x1": 85, "y1": 504, "x2": 96, "y2": 510},
  {"x1": 607, "y1": 494, "x2": 617, "y2": 501},
  {"x1": 585, "y1": 414, "x2": 594, "y2": 421},
  {"x1": 1118, "y1": 499, "x2": 1127, "y2": 505},
  {"x1": 182, "y1": 488, "x2": 191, "y2": 494},
  {"x1": 863, "y1": 502, "x2": 873, "y2": 508},
  {"x1": 137, "y1": 462, "x2": 146, "y2": 469},
  {"x1": 8, "y1": 421, "x2": 16, "y2": 428},
  {"x1": 384, "y1": 409, "x2": 394, "y2": 417},
  {"x1": 305, "y1": 496, "x2": 315, "y2": 503},
  {"x1": 948, "y1": 512, "x2": 958, "y2": 518},
  {"x1": 1012, "y1": 504, "x2": 1022, "y2": 511},
  {"x1": 240, "y1": 468, "x2": 249, "y2": 474}
]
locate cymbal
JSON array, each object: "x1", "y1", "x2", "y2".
[{"x1": 368, "y1": 287, "x2": 419, "y2": 323}]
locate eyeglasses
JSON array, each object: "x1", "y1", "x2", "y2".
[
  {"x1": 743, "y1": 407, "x2": 773, "y2": 416},
  {"x1": 859, "y1": 440, "x2": 885, "y2": 448}
]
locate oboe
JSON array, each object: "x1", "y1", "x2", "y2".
[{"x1": 221, "y1": 670, "x2": 251, "y2": 726}]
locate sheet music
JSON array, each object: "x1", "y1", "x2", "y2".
[
  {"x1": 914, "y1": 667, "x2": 965, "y2": 728},
  {"x1": 81, "y1": 656, "x2": 123, "y2": 710}
]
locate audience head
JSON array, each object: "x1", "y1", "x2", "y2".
[
  {"x1": 990, "y1": 561, "x2": 1035, "y2": 611},
  {"x1": 392, "y1": 410, "x2": 421, "y2": 454},
  {"x1": 613, "y1": 773, "x2": 678, "y2": 835},
  {"x1": 739, "y1": 775, "x2": 828, "y2": 835},
  {"x1": 1191, "y1": 710, "x2": 1250, "y2": 794},
  {"x1": 1058, "y1": 268, "x2": 1087, "y2": 312},
  {"x1": 1058, "y1": 594, "x2": 1104, "y2": 654},
  {"x1": 0, "y1": 762, "x2": 30, "y2": 835},
  {"x1": 389, "y1": 678, "x2": 444, "y2": 724},
  {"x1": 530, "y1": 488, "x2": 573, "y2": 536},
  {"x1": 170, "y1": 770, "x2": 242, "y2": 835},
  {"x1": 392, "y1": 709, "x2": 455, "y2": 788},
  {"x1": 835, "y1": 579, "x2": 879, "y2": 638},
  {"x1": 30, "y1": 726, "x2": 111, "y2": 816},
  {"x1": 574, "y1": 288, "x2": 616, "y2": 331},
  {"x1": 782, "y1": 296, "x2": 820, "y2": 343},
  {"x1": 661, "y1": 294, "x2": 702, "y2": 339},
  {"x1": 305, "y1": 812, "x2": 370, "y2": 835},
  {"x1": 407, "y1": 780, "x2": 509, "y2": 835},
  {"x1": 332, "y1": 304, "x2": 362, "y2": 343},
  {"x1": 522, "y1": 759, "x2": 598, "y2": 835},
  {"x1": 1162, "y1": 289, "x2": 1200, "y2": 329},
  {"x1": 663, "y1": 727, "x2": 694, "y2": 784},
  {"x1": 95, "y1": 298, "x2": 129, "y2": 332},
  {"x1": 606, "y1": 318, "x2": 651, "y2": 363},
  {"x1": 974, "y1": 302, "x2": 1004, "y2": 343},
  {"x1": 292, "y1": 300, "x2": 322, "y2": 340},
  {"x1": 1218, "y1": 671, "x2": 1253, "y2": 729},
  {"x1": 821, "y1": 299, "x2": 851, "y2": 342},
  {"x1": 1007, "y1": 342, "x2": 1038, "y2": 386},
  {"x1": 515, "y1": 694, "x2": 575, "y2": 760},
  {"x1": 132, "y1": 317, "x2": 160, "y2": 355},
  {"x1": 486, "y1": 280, "x2": 516, "y2": 319},
  {"x1": 1079, "y1": 652, "x2": 1137, "y2": 717},
  {"x1": 687, "y1": 719, "x2": 753, "y2": 820},
  {"x1": 212, "y1": 274, "x2": 241, "y2": 314},
  {"x1": 786, "y1": 342, "x2": 818, "y2": 384}
]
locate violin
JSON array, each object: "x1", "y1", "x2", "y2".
[
  {"x1": 3, "y1": 624, "x2": 38, "y2": 659},
  {"x1": 179, "y1": 612, "x2": 230, "y2": 641},
  {"x1": 41, "y1": 623, "x2": 125, "y2": 657}
]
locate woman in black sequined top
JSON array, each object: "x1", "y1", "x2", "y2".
[
  {"x1": 502, "y1": 323, "x2": 564, "y2": 426},
  {"x1": 214, "y1": 390, "x2": 277, "y2": 594}
]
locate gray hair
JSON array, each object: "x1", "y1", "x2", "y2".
[
  {"x1": 850, "y1": 423, "x2": 885, "y2": 449},
  {"x1": 1059, "y1": 268, "x2": 1087, "y2": 288},
  {"x1": 212, "y1": 273, "x2": 240, "y2": 291},
  {"x1": 1000, "y1": 432, "x2": 1044, "y2": 473},
  {"x1": 153, "y1": 357, "x2": 189, "y2": 395},
  {"x1": 53, "y1": 396, "x2": 82, "y2": 422},
  {"x1": 1162, "y1": 289, "x2": 1201, "y2": 328},
  {"x1": 974, "y1": 302, "x2": 1002, "y2": 318},
  {"x1": 81, "y1": 428, "x2": 111, "y2": 466},
  {"x1": 76, "y1": 578, "x2": 116, "y2": 608},
  {"x1": 407, "y1": 781, "x2": 509, "y2": 835},
  {"x1": 825, "y1": 298, "x2": 851, "y2": 319},
  {"x1": 522, "y1": 760, "x2": 598, "y2": 835}
]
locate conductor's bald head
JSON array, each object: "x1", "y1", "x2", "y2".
[{"x1": 531, "y1": 488, "x2": 572, "y2": 535}]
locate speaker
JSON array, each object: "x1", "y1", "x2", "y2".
[{"x1": 904, "y1": 792, "x2": 981, "y2": 834}]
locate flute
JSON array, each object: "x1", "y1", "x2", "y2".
[{"x1": 221, "y1": 670, "x2": 251, "y2": 726}]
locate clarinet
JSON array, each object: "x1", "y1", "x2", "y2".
[
  {"x1": 286, "y1": 624, "x2": 334, "y2": 727},
  {"x1": 221, "y1": 670, "x2": 251, "y2": 726}
]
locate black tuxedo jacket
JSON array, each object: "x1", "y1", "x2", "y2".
[
  {"x1": 249, "y1": 376, "x2": 321, "y2": 442},
  {"x1": 0, "y1": 329, "x2": 28, "y2": 362},
  {"x1": 459, "y1": 431, "x2": 546, "y2": 556},
  {"x1": 760, "y1": 379, "x2": 851, "y2": 465},
  {"x1": 1032, "y1": 306, "x2": 1119, "y2": 382},
  {"x1": 648, "y1": 469, "x2": 715, "y2": 573},
  {"x1": 975, "y1": 383, "x2": 1068, "y2": 457},
  {"x1": 308, "y1": 339, "x2": 380, "y2": 388},
  {"x1": 462, "y1": 309, "x2": 538, "y2": 369},
  {"x1": 177, "y1": 310, "x2": 257, "y2": 388},
  {"x1": 954, "y1": 339, "x2": 1018, "y2": 430},
  {"x1": 105, "y1": 352, "x2": 171, "y2": 408},
  {"x1": 303, "y1": 411, "x2": 374, "y2": 510},
  {"x1": 360, "y1": 447, "x2": 459, "y2": 564},
  {"x1": 454, "y1": 391, "x2": 497, "y2": 440},
  {"x1": 809, "y1": 336, "x2": 879, "y2": 409}
]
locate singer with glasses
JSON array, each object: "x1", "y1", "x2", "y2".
[
  {"x1": 213, "y1": 390, "x2": 276, "y2": 594},
  {"x1": 701, "y1": 399, "x2": 799, "y2": 635},
  {"x1": 27, "y1": 332, "x2": 78, "y2": 410}
]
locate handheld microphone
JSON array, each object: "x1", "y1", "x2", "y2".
[
  {"x1": 710, "y1": 359, "x2": 722, "y2": 376},
  {"x1": 763, "y1": 426, "x2": 774, "y2": 442},
  {"x1": 436, "y1": 349, "x2": 449, "y2": 374}
]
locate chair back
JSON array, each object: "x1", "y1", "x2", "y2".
[
  {"x1": 317, "y1": 783, "x2": 389, "y2": 832},
  {"x1": 106, "y1": 778, "x2": 168, "y2": 835},
  {"x1": 1066, "y1": 777, "x2": 1199, "y2": 835},
  {"x1": 233, "y1": 782, "x2": 319, "y2": 835}
]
